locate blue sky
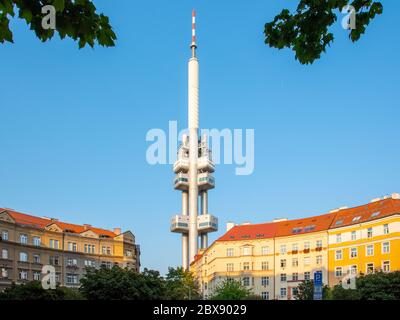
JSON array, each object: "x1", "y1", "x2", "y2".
[{"x1": 1, "y1": 1, "x2": 399, "y2": 274}]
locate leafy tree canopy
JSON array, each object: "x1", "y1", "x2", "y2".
[
  {"x1": 294, "y1": 280, "x2": 331, "y2": 300},
  {"x1": 332, "y1": 271, "x2": 400, "y2": 300},
  {"x1": 264, "y1": 0, "x2": 383, "y2": 64},
  {"x1": 0, "y1": 281, "x2": 83, "y2": 300},
  {"x1": 0, "y1": 0, "x2": 116, "y2": 48},
  {"x1": 210, "y1": 280, "x2": 253, "y2": 300},
  {"x1": 165, "y1": 267, "x2": 201, "y2": 300},
  {"x1": 79, "y1": 266, "x2": 166, "y2": 300}
]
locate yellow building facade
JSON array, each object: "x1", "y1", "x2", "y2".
[{"x1": 191, "y1": 194, "x2": 400, "y2": 300}]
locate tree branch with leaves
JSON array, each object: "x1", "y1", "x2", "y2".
[
  {"x1": 264, "y1": 0, "x2": 383, "y2": 64},
  {"x1": 0, "y1": 0, "x2": 116, "y2": 48}
]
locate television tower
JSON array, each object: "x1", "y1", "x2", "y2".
[{"x1": 170, "y1": 10, "x2": 218, "y2": 270}]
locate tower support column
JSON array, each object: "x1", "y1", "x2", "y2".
[{"x1": 182, "y1": 191, "x2": 189, "y2": 270}]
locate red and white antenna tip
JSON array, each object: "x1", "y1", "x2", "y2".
[{"x1": 191, "y1": 9, "x2": 197, "y2": 48}]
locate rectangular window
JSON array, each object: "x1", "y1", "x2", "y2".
[
  {"x1": 280, "y1": 259, "x2": 286, "y2": 268},
  {"x1": 304, "y1": 272, "x2": 311, "y2": 281},
  {"x1": 84, "y1": 260, "x2": 96, "y2": 267},
  {"x1": 242, "y1": 247, "x2": 251, "y2": 256},
  {"x1": 33, "y1": 271, "x2": 41, "y2": 281},
  {"x1": 261, "y1": 276, "x2": 269, "y2": 286},
  {"x1": 1, "y1": 249, "x2": 8, "y2": 259},
  {"x1": 304, "y1": 257, "x2": 310, "y2": 266},
  {"x1": 280, "y1": 245, "x2": 286, "y2": 254},
  {"x1": 350, "y1": 247, "x2": 358, "y2": 258},
  {"x1": 49, "y1": 239, "x2": 59, "y2": 249},
  {"x1": 1, "y1": 268, "x2": 8, "y2": 279},
  {"x1": 335, "y1": 267, "x2": 343, "y2": 278},
  {"x1": 366, "y1": 263, "x2": 374, "y2": 274},
  {"x1": 350, "y1": 265, "x2": 357, "y2": 275},
  {"x1": 68, "y1": 242, "x2": 77, "y2": 252},
  {"x1": 50, "y1": 256, "x2": 59, "y2": 266},
  {"x1": 382, "y1": 242, "x2": 390, "y2": 254},
  {"x1": 20, "y1": 234, "x2": 28, "y2": 244},
  {"x1": 261, "y1": 261, "x2": 268, "y2": 270},
  {"x1": 243, "y1": 262, "x2": 250, "y2": 271},
  {"x1": 316, "y1": 255, "x2": 322, "y2": 265},
  {"x1": 84, "y1": 244, "x2": 95, "y2": 254},
  {"x1": 261, "y1": 246, "x2": 269, "y2": 255},
  {"x1": 19, "y1": 270, "x2": 28, "y2": 280},
  {"x1": 292, "y1": 258, "x2": 298, "y2": 267},
  {"x1": 226, "y1": 263, "x2": 234, "y2": 272},
  {"x1": 33, "y1": 236, "x2": 41, "y2": 246},
  {"x1": 304, "y1": 242, "x2": 310, "y2": 250},
  {"x1": 67, "y1": 258, "x2": 78, "y2": 266},
  {"x1": 261, "y1": 291, "x2": 269, "y2": 300},
  {"x1": 382, "y1": 261, "x2": 390, "y2": 272},
  {"x1": 1, "y1": 231, "x2": 8, "y2": 241},
  {"x1": 19, "y1": 252, "x2": 28, "y2": 262},
  {"x1": 367, "y1": 228, "x2": 373, "y2": 238},
  {"x1": 316, "y1": 240, "x2": 322, "y2": 248},
  {"x1": 351, "y1": 231, "x2": 357, "y2": 241},
  {"x1": 66, "y1": 274, "x2": 79, "y2": 284},
  {"x1": 280, "y1": 288, "x2": 287, "y2": 297},
  {"x1": 33, "y1": 254, "x2": 41, "y2": 263},
  {"x1": 242, "y1": 277, "x2": 250, "y2": 287},
  {"x1": 292, "y1": 272, "x2": 298, "y2": 281},
  {"x1": 280, "y1": 273, "x2": 287, "y2": 282},
  {"x1": 227, "y1": 248, "x2": 234, "y2": 257},
  {"x1": 292, "y1": 243, "x2": 298, "y2": 251},
  {"x1": 335, "y1": 250, "x2": 343, "y2": 260},
  {"x1": 336, "y1": 234, "x2": 342, "y2": 243},
  {"x1": 383, "y1": 224, "x2": 389, "y2": 235},
  {"x1": 366, "y1": 245, "x2": 374, "y2": 256}
]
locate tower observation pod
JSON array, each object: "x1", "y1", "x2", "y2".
[{"x1": 170, "y1": 10, "x2": 218, "y2": 270}]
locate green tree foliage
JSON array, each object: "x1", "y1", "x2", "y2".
[
  {"x1": 264, "y1": 0, "x2": 383, "y2": 64},
  {"x1": 0, "y1": 0, "x2": 116, "y2": 48},
  {"x1": 164, "y1": 267, "x2": 201, "y2": 300},
  {"x1": 79, "y1": 266, "x2": 166, "y2": 300},
  {"x1": 210, "y1": 280, "x2": 253, "y2": 300},
  {"x1": 331, "y1": 271, "x2": 400, "y2": 300},
  {"x1": 294, "y1": 280, "x2": 331, "y2": 300},
  {"x1": 0, "y1": 281, "x2": 84, "y2": 300}
]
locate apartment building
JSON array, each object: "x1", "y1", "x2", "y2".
[
  {"x1": 191, "y1": 194, "x2": 400, "y2": 300},
  {"x1": 0, "y1": 208, "x2": 140, "y2": 291}
]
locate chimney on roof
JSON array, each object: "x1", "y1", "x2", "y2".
[
  {"x1": 226, "y1": 222, "x2": 235, "y2": 232},
  {"x1": 391, "y1": 193, "x2": 400, "y2": 199},
  {"x1": 272, "y1": 218, "x2": 288, "y2": 223},
  {"x1": 113, "y1": 227, "x2": 121, "y2": 235},
  {"x1": 83, "y1": 224, "x2": 91, "y2": 230}
]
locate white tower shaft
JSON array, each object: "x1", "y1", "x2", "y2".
[{"x1": 188, "y1": 56, "x2": 199, "y2": 263}]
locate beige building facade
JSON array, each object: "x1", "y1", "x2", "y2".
[{"x1": 0, "y1": 208, "x2": 140, "y2": 291}]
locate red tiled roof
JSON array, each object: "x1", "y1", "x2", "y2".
[
  {"x1": 330, "y1": 198, "x2": 400, "y2": 229},
  {"x1": 275, "y1": 212, "x2": 336, "y2": 237},
  {"x1": 217, "y1": 198, "x2": 400, "y2": 242},
  {"x1": 218, "y1": 221, "x2": 278, "y2": 241},
  {"x1": 0, "y1": 208, "x2": 117, "y2": 237}
]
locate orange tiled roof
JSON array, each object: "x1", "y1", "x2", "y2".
[
  {"x1": 330, "y1": 198, "x2": 400, "y2": 229},
  {"x1": 0, "y1": 208, "x2": 117, "y2": 237},
  {"x1": 217, "y1": 198, "x2": 400, "y2": 242}
]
